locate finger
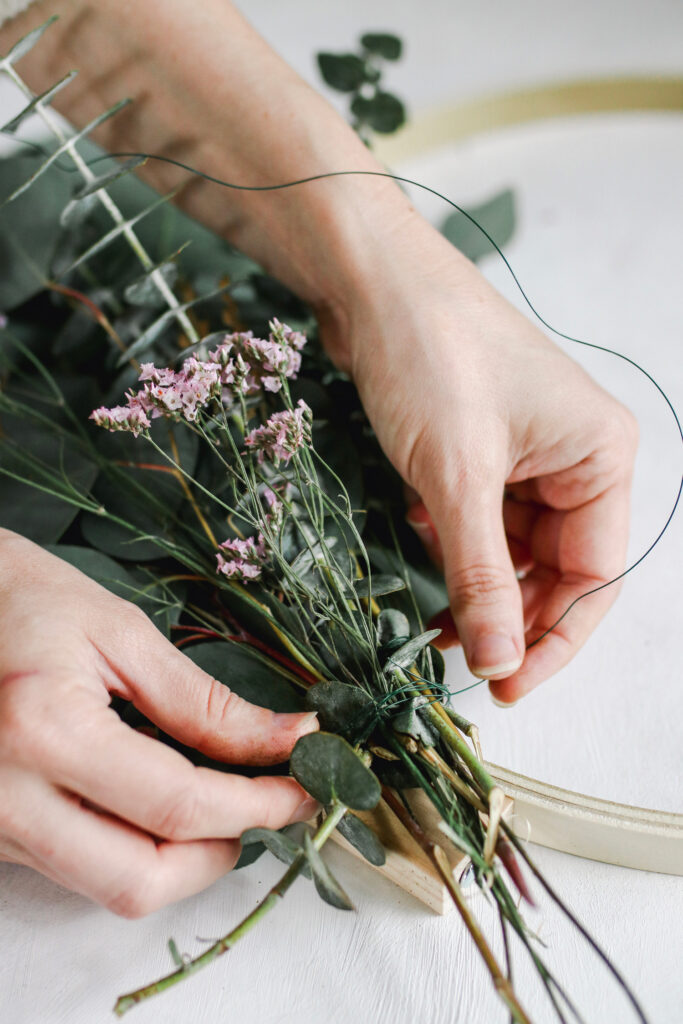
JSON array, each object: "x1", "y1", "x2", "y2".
[
  {"x1": 7, "y1": 774, "x2": 239, "y2": 917},
  {"x1": 425, "y1": 472, "x2": 525, "y2": 680},
  {"x1": 428, "y1": 568, "x2": 554, "y2": 651},
  {"x1": 490, "y1": 483, "x2": 630, "y2": 702},
  {"x1": 90, "y1": 609, "x2": 318, "y2": 765},
  {"x1": 35, "y1": 688, "x2": 319, "y2": 841}
]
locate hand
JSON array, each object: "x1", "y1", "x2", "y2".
[
  {"x1": 0, "y1": 530, "x2": 319, "y2": 916},
  {"x1": 325, "y1": 218, "x2": 638, "y2": 703}
]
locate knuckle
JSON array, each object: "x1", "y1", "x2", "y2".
[
  {"x1": 106, "y1": 877, "x2": 157, "y2": 919},
  {"x1": 449, "y1": 563, "x2": 514, "y2": 607},
  {"x1": 152, "y1": 780, "x2": 203, "y2": 841},
  {"x1": 0, "y1": 675, "x2": 38, "y2": 759}
]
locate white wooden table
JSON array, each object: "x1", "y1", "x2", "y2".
[{"x1": 1, "y1": 2, "x2": 682, "y2": 1022}]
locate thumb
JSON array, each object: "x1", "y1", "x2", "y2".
[
  {"x1": 98, "y1": 609, "x2": 319, "y2": 766},
  {"x1": 427, "y1": 481, "x2": 525, "y2": 681}
]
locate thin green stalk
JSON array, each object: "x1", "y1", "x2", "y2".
[{"x1": 114, "y1": 801, "x2": 348, "y2": 1016}]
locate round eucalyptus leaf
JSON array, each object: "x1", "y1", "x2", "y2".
[
  {"x1": 350, "y1": 91, "x2": 406, "y2": 134},
  {"x1": 335, "y1": 812, "x2": 386, "y2": 866},
  {"x1": 290, "y1": 732, "x2": 381, "y2": 811},
  {"x1": 304, "y1": 832, "x2": 354, "y2": 911},
  {"x1": 305, "y1": 681, "x2": 375, "y2": 742},
  {"x1": 316, "y1": 53, "x2": 366, "y2": 93},
  {"x1": 233, "y1": 841, "x2": 266, "y2": 870},
  {"x1": 377, "y1": 608, "x2": 410, "y2": 648},
  {"x1": 360, "y1": 32, "x2": 402, "y2": 60}
]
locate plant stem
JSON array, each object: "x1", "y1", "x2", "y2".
[
  {"x1": 113, "y1": 801, "x2": 348, "y2": 1016},
  {"x1": 381, "y1": 788, "x2": 532, "y2": 1024}
]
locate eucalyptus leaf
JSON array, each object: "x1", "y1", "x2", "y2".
[
  {"x1": 305, "y1": 680, "x2": 375, "y2": 742},
  {"x1": 316, "y1": 53, "x2": 366, "y2": 93},
  {"x1": 377, "y1": 608, "x2": 410, "y2": 648},
  {"x1": 385, "y1": 629, "x2": 441, "y2": 670},
  {"x1": 0, "y1": 154, "x2": 71, "y2": 309},
  {"x1": 72, "y1": 156, "x2": 148, "y2": 200},
  {"x1": 441, "y1": 188, "x2": 516, "y2": 263},
  {"x1": 240, "y1": 827, "x2": 312, "y2": 878},
  {"x1": 304, "y1": 831, "x2": 354, "y2": 910},
  {"x1": 335, "y1": 812, "x2": 385, "y2": 866},
  {"x1": 65, "y1": 187, "x2": 176, "y2": 273},
  {"x1": 354, "y1": 574, "x2": 405, "y2": 599},
  {"x1": 124, "y1": 260, "x2": 179, "y2": 307},
  {"x1": 290, "y1": 732, "x2": 380, "y2": 810},
  {"x1": 233, "y1": 841, "x2": 266, "y2": 870},
  {"x1": 3, "y1": 99, "x2": 132, "y2": 206},
  {"x1": 1, "y1": 71, "x2": 78, "y2": 134},
  {"x1": 183, "y1": 641, "x2": 306, "y2": 713},
  {"x1": 350, "y1": 91, "x2": 406, "y2": 133},
  {"x1": 0, "y1": 413, "x2": 98, "y2": 542},
  {"x1": 1, "y1": 15, "x2": 58, "y2": 64},
  {"x1": 360, "y1": 32, "x2": 402, "y2": 60},
  {"x1": 391, "y1": 696, "x2": 439, "y2": 747}
]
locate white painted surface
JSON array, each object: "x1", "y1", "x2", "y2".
[{"x1": 1, "y1": 2, "x2": 682, "y2": 1023}]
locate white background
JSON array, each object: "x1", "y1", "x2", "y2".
[{"x1": 1, "y1": 2, "x2": 682, "y2": 1023}]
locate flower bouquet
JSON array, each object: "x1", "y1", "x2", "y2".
[{"x1": 0, "y1": 18, "x2": 648, "y2": 1024}]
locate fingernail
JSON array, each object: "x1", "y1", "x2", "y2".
[
  {"x1": 294, "y1": 795, "x2": 321, "y2": 821},
  {"x1": 470, "y1": 634, "x2": 522, "y2": 679},
  {"x1": 406, "y1": 516, "x2": 434, "y2": 544},
  {"x1": 490, "y1": 694, "x2": 519, "y2": 709},
  {"x1": 272, "y1": 710, "x2": 318, "y2": 732}
]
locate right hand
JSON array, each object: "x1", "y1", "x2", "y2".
[{"x1": 0, "y1": 530, "x2": 319, "y2": 917}]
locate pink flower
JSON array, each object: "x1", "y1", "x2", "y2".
[
  {"x1": 207, "y1": 323, "x2": 306, "y2": 399},
  {"x1": 216, "y1": 534, "x2": 267, "y2": 581},
  {"x1": 244, "y1": 400, "x2": 312, "y2": 464},
  {"x1": 89, "y1": 400, "x2": 151, "y2": 437}
]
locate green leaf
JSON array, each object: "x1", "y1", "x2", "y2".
[
  {"x1": 305, "y1": 681, "x2": 375, "y2": 742},
  {"x1": 385, "y1": 629, "x2": 441, "y2": 670},
  {"x1": 0, "y1": 413, "x2": 98, "y2": 543},
  {"x1": 335, "y1": 813, "x2": 385, "y2": 866},
  {"x1": 360, "y1": 33, "x2": 402, "y2": 60},
  {"x1": 183, "y1": 641, "x2": 306, "y2": 713},
  {"x1": 350, "y1": 91, "x2": 405, "y2": 134},
  {"x1": 72, "y1": 156, "x2": 148, "y2": 200},
  {"x1": 391, "y1": 696, "x2": 439, "y2": 747},
  {"x1": 377, "y1": 608, "x2": 410, "y2": 648},
  {"x1": 240, "y1": 827, "x2": 312, "y2": 878},
  {"x1": 1, "y1": 15, "x2": 58, "y2": 64},
  {"x1": 316, "y1": 53, "x2": 366, "y2": 92},
  {"x1": 354, "y1": 574, "x2": 405, "y2": 599},
  {"x1": 0, "y1": 154, "x2": 72, "y2": 309},
  {"x1": 290, "y1": 732, "x2": 381, "y2": 810},
  {"x1": 441, "y1": 188, "x2": 516, "y2": 263},
  {"x1": 304, "y1": 831, "x2": 354, "y2": 910},
  {"x1": 367, "y1": 543, "x2": 448, "y2": 628},
  {"x1": 233, "y1": 841, "x2": 266, "y2": 870},
  {"x1": 124, "y1": 259, "x2": 179, "y2": 307},
  {"x1": 2, "y1": 99, "x2": 132, "y2": 206},
  {"x1": 1, "y1": 71, "x2": 78, "y2": 134},
  {"x1": 64, "y1": 186, "x2": 175, "y2": 273}
]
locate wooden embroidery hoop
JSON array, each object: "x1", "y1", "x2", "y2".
[{"x1": 330, "y1": 77, "x2": 683, "y2": 912}]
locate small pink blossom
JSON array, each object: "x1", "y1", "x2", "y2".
[
  {"x1": 89, "y1": 400, "x2": 151, "y2": 437},
  {"x1": 244, "y1": 400, "x2": 312, "y2": 464},
  {"x1": 216, "y1": 534, "x2": 267, "y2": 581}
]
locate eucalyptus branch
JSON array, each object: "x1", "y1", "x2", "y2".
[
  {"x1": 113, "y1": 801, "x2": 348, "y2": 1016},
  {"x1": 1, "y1": 47, "x2": 199, "y2": 346}
]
